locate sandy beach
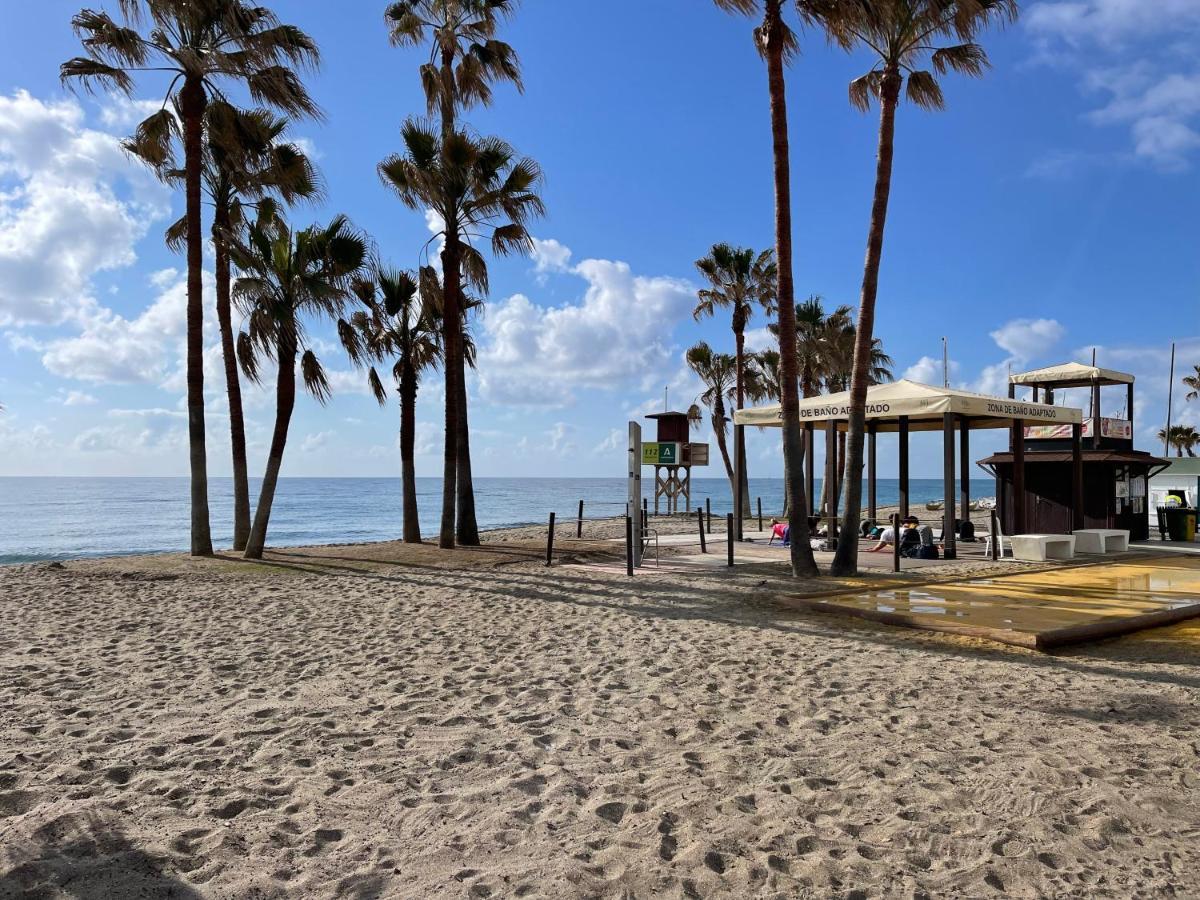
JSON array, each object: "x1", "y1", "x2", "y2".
[{"x1": 2, "y1": 531, "x2": 1199, "y2": 899}]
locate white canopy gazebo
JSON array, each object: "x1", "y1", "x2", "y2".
[{"x1": 733, "y1": 379, "x2": 1084, "y2": 557}]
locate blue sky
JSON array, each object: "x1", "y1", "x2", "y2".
[{"x1": 0, "y1": 0, "x2": 1197, "y2": 480}]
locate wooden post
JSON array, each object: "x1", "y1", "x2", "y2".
[
  {"x1": 1127, "y1": 381, "x2": 1135, "y2": 439},
  {"x1": 898, "y1": 416, "x2": 910, "y2": 519},
  {"x1": 625, "y1": 515, "x2": 633, "y2": 576},
  {"x1": 1013, "y1": 418, "x2": 1026, "y2": 535},
  {"x1": 643, "y1": 497, "x2": 648, "y2": 519},
  {"x1": 1072, "y1": 421, "x2": 1084, "y2": 530},
  {"x1": 726, "y1": 513, "x2": 734, "y2": 567},
  {"x1": 891, "y1": 512, "x2": 901, "y2": 573},
  {"x1": 942, "y1": 413, "x2": 957, "y2": 560},
  {"x1": 990, "y1": 508, "x2": 999, "y2": 561},
  {"x1": 825, "y1": 425, "x2": 839, "y2": 551},
  {"x1": 804, "y1": 422, "x2": 815, "y2": 516},
  {"x1": 1091, "y1": 382, "x2": 1102, "y2": 450},
  {"x1": 697, "y1": 508, "x2": 706, "y2": 553},
  {"x1": 706, "y1": 497, "x2": 711, "y2": 534},
  {"x1": 867, "y1": 422, "x2": 877, "y2": 522},
  {"x1": 734, "y1": 423, "x2": 744, "y2": 542},
  {"x1": 959, "y1": 417, "x2": 970, "y2": 532},
  {"x1": 576, "y1": 500, "x2": 584, "y2": 538},
  {"x1": 546, "y1": 512, "x2": 555, "y2": 566},
  {"x1": 757, "y1": 496, "x2": 763, "y2": 532}
]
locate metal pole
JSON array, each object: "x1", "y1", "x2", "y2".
[
  {"x1": 576, "y1": 500, "x2": 584, "y2": 539},
  {"x1": 990, "y1": 508, "x2": 999, "y2": 561},
  {"x1": 697, "y1": 508, "x2": 707, "y2": 553},
  {"x1": 726, "y1": 513, "x2": 734, "y2": 567},
  {"x1": 757, "y1": 496, "x2": 763, "y2": 532},
  {"x1": 625, "y1": 515, "x2": 634, "y2": 576},
  {"x1": 546, "y1": 512, "x2": 555, "y2": 566},
  {"x1": 706, "y1": 497, "x2": 711, "y2": 534},
  {"x1": 1164, "y1": 342, "x2": 1176, "y2": 457}
]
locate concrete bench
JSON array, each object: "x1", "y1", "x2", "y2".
[
  {"x1": 1009, "y1": 534, "x2": 1075, "y2": 562},
  {"x1": 1072, "y1": 529, "x2": 1130, "y2": 554}
]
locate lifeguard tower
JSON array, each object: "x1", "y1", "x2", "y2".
[
  {"x1": 980, "y1": 362, "x2": 1169, "y2": 540},
  {"x1": 643, "y1": 411, "x2": 708, "y2": 514}
]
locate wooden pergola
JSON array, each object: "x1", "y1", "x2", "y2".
[{"x1": 733, "y1": 379, "x2": 1085, "y2": 557}]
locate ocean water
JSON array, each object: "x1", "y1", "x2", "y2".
[{"x1": 0, "y1": 476, "x2": 995, "y2": 564}]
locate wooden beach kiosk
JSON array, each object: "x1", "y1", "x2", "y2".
[
  {"x1": 980, "y1": 362, "x2": 1168, "y2": 540},
  {"x1": 733, "y1": 379, "x2": 1084, "y2": 558}
]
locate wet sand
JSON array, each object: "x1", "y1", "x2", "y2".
[{"x1": 1, "y1": 534, "x2": 1198, "y2": 898}]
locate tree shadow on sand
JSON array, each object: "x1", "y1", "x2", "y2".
[{"x1": 0, "y1": 807, "x2": 202, "y2": 899}]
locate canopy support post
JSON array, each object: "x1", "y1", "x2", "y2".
[
  {"x1": 959, "y1": 417, "x2": 971, "y2": 529},
  {"x1": 1072, "y1": 421, "x2": 1084, "y2": 530},
  {"x1": 1127, "y1": 381, "x2": 1135, "y2": 437},
  {"x1": 825, "y1": 424, "x2": 838, "y2": 551},
  {"x1": 942, "y1": 413, "x2": 957, "y2": 560},
  {"x1": 1091, "y1": 382, "x2": 1102, "y2": 449},
  {"x1": 898, "y1": 416, "x2": 910, "y2": 519},
  {"x1": 1012, "y1": 417, "x2": 1026, "y2": 535},
  {"x1": 867, "y1": 421, "x2": 878, "y2": 522},
  {"x1": 734, "y1": 424, "x2": 744, "y2": 542},
  {"x1": 804, "y1": 423, "x2": 815, "y2": 517}
]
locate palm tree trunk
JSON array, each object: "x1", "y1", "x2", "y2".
[
  {"x1": 734, "y1": 327, "x2": 751, "y2": 518},
  {"x1": 400, "y1": 359, "x2": 421, "y2": 543},
  {"x1": 713, "y1": 397, "x2": 735, "y2": 488},
  {"x1": 181, "y1": 77, "x2": 212, "y2": 557},
  {"x1": 439, "y1": 236, "x2": 462, "y2": 549},
  {"x1": 455, "y1": 361, "x2": 480, "y2": 545},
  {"x1": 244, "y1": 329, "x2": 297, "y2": 560},
  {"x1": 213, "y1": 210, "x2": 251, "y2": 552},
  {"x1": 763, "y1": 1, "x2": 816, "y2": 576},
  {"x1": 832, "y1": 69, "x2": 901, "y2": 576}
]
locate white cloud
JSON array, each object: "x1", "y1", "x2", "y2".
[
  {"x1": 300, "y1": 430, "x2": 333, "y2": 452},
  {"x1": 40, "y1": 269, "x2": 197, "y2": 384},
  {"x1": 743, "y1": 326, "x2": 774, "y2": 353},
  {"x1": 60, "y1": 390, "x2": 97, "y2": 406},
  {"x1": 988, "y1": 318, "x2": 1065, "y2": 362},
  {"x1": 593, "y1": 427, "x2": 624, "y2": 455},
  {"x1": 546, "y1": 421, "x2": 576, "y2": 455},
  {"x1": 477, "y1": 256, "x2": 694, "y2": 407},
  {"x1": 530, "y1": 237, "x2": 572, "y2": 275},
  {"x1": 902, "y1": 355, "x2": 959, "y2": 386},
  {"x1": 0, "y1": 90, "x2": 169, "y2": 326},
  {"x1": 1026, "y1": 5, "x2": 1200, "y2": 169}
]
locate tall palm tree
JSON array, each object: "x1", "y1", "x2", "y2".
[
  {"x1": 714, "y1": 0, "x2": 816, "y2": 576},
  {"x1": 353, "y1": 267, "x2": 443, "y2": 543},
  {"x1": 230, "y1": 212, "x2": 370, "y2": 559},
  {"x1": 686, "y1": 342, "x2": 739, "y2": 493},
  {"x1": 130, "y1": 102, "x2": 320, "y2": 551},
  {"x1": 800, "y1": 0, "x2": 1017, "y2": 575},
  {"x1": 747, "y1": 349, "x2": 782, "y2": 403},
  {"x1": 1184, "y1": 365, "x2": 1200, "y2": 402},
  {"x1": 385, "y1": 0, "x2": 523, "y2": 547},
  {"x1": 694, "y1": 243, "x2": 776, "y2": 517},
  {"x1": 1158, "y1": 425, "x2": 1200, "y2": 458},
  {"x1": 62, "y1": 0, "x2": 320, "y2": 556},
  {"x1": 379, "y1": 120, "x2": 544, "y2": 548}
]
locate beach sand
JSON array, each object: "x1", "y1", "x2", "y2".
[{"x1": 2, "y1": 532, "x2": 1198, "y2": 898}]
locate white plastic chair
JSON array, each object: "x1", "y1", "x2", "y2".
[{"x1": 983, "y1": 518, "x2": 1008, "y2": 559}]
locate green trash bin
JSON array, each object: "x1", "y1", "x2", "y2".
[{"x1": 1163, "y1": 507, "x2": 1198, "y2": 541}]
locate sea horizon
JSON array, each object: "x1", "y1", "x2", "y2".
[{"x1": 0, "y1": 475, "x2": 996, "y2": 564}]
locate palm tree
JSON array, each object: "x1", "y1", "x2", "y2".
[
  {"x1": 130, "y1": 102, "x2": 320, "y2": 551},
  {"x1": 353, "y1": 267, "x2": 443, "y2": 543},
  {"x1": 379, "y1": 120, "x2": 544, "y2": 548},
  {"x1": 686, "y1": 343, "x2": 739, "y2": 494},
  {"x1": 62, "y1": 0, "x2": 320, "y2": 556},
  {"x1": 1184, "y1": 365, "x2": 1200, "y2": 402},
  {"x1": 694, "y1": 243, "x2": 776, "y2": 517},
  {"x1": 800, "y1": 0, "x2": 1017, "y2": 576},
  {"x1": 230, "y1": 212, "x2": 370, "y2": 559},
  {"x1": 385, "y1": 0, "x2": 522, "y2": 547},
  {"x1": 714, "y1": 0, "x2": 816, "y2": 576},
  {"x1": 747, "y1": 349, "x2": 782, "y2": 403},
  {"x1": 1158, "y1": 425, "x2": 1200, "y2": 458}
]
